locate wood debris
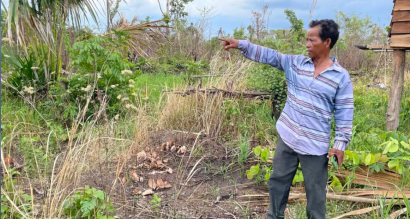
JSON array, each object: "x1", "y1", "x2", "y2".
[{"x1": 163, "y1": 87, "x2": 271, "y2": 99}]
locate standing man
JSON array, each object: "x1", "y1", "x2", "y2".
[{"x1": 219, "y1": 19, "x2": 353, "y2": 219}]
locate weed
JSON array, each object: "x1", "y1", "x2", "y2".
[
  {"x1": 150, "y1": 194, "x2": 162, "y2": 211},
  {"x1": 63, "y1": 185, "x2": 115, "y2": 218}
]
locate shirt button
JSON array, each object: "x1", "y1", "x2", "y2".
[
  {"x1": 302, "y1": 115, "x2": 305, "y2": 117},
  {"x1": 309, "y1": 87, "x2": 311, "y2": 90}
]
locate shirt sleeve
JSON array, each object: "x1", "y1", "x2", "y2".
[
  {"x1": 332, "y1": 80, "x2": 354, "y2": 151},
  {"x1": 238, "y1": 40, "x2": 292, "y2": 72}
]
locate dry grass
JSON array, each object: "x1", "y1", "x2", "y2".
[{"x1": 159, "y1": 53, "x2": 253, "y2": 136}]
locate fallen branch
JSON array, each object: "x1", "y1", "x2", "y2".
[
  {"x1": 190, "y1": 75, "x2": 234, "y2": 78},
  {"x1": 163, "y1": 87, "x2": 272, "y2": 99}
]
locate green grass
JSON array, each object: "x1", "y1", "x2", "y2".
[
  {"x1": 133, "y1": 73, "x2": 186, "y2": 103},
  {"x1": 347, "y1": 78, "x2": 410, "y2": 152}
]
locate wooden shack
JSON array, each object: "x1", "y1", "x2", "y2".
[
  {"x1": 357, "y1": 0, "x2": 409, "y2": 131},
  {"x1": 389, "y1": 0, "x2": 410, "y2": 47}
]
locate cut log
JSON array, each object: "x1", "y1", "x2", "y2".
[{"x1": 386, "y1": 50, "x2": 406, "y2": 131}]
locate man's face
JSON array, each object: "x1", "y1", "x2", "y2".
[{"x1": 306, "y1": 26, "x2": 330, "y2": 59}]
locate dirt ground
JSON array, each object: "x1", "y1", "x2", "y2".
[{"x1": 94, "y1": 129, "x2": 269, "y2": 218}]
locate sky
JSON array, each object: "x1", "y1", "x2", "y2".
[
  {"x1": 97, "y1": 0, "x2": 393, "y2": 37},
  {"x1": 2, "y1": 0, "x2": 393, "y2": 37}
]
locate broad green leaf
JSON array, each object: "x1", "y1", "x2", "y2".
[
  {"x1": 253, "y1": 146, "x2": 261, "y2": 157},
  {"x1": 364, "y1": 154, "x2": 375, "y2": 166},
  {"x1": 246, "y1": 170, "x2": 254, "y2": 179},
  {"x1": 383, "y1": 142, "x2": 391, "y2": 154},
  {"x1": 392, "y1": 133, "x2": 399, "y2": 141},
  {"x1": 401, "y1": 141, "x2": 409, "y2": 149},
  {"x1": 249, "y1": 164, "x2": 260, "y2": 175},
  {"x1": 331, "y1": 156, "x2": 338, "y2": 170},
  {"x1": 388, "y1": 160, "x2": 397, "y2": 169},
  {"x1": 379, "y1": 154, "x2": 389, "y2": 163},
  {"x1": 395, "y1": 156, "x2": 410, "y2": 161},
  {"x1": 353, "y1": 152, "x2": 360, "y2": 165},
  {"x1": 345, "y1": 150, "x2": 353, "y2": 160},
  {"x1": 388, "y1": 143, "x2": 399, "y2": 153},
  {"x1": 400, "y1": 135, "x2": 408, "y2": 144},
  {"x1": 374, "y1": 153, "x2": 381, "y2": 162},
  {"x1": 261, "y1": 148, "x2": 269, "y2": 162},
  {"x1": 330, "y1": 176, "x2": 343, "y2": 193},
  {"x1": 265, "y1": 173, "x2": 271, "y2": 180},
  {"x1": 94, "y1": 190, "x2": 105, "y2": 200},
  {"x1": 397, "y1": 163, "x2": 404, "y2": 174}
]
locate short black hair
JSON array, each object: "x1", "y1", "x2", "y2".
[{"x1": 309, "y1": 19, "x2": 339, "y2": 49}]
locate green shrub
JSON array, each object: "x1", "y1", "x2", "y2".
[{"x1": 63, "y1": 186, "x2": 115, "y2": 219}]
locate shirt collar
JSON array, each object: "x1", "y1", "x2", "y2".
[{"x1": 304, "y1": 56, "x2": 342, "y2": 73}]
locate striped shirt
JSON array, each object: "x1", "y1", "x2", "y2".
[{"x1": 239, "y1": 40, "x2": 354, "y2": 155}]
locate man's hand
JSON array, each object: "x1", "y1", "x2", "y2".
[
  {"x1": 328, "y1": 148, "x2": 344, "y2": 167},
  {"x1": 218, "y1": 38, "x2": 239, "y2": 51}
]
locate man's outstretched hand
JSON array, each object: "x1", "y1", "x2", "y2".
[
  {"x1": 218, "y1": 38, "x2": 239, "y2": 51},
  {"x1": 328, "y1": 148, "x2": 344, "y2": 167}
]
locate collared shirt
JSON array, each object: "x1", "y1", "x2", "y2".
[{"x1": 238, "y1": 40, "x2": 354, "y2": 155}]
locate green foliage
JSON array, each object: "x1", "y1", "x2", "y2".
[
  {"x1": 63, "y1": 186, "x2": 115, "y2": 219},
  {"x1": 381, "y1": 132, "x2": 409, "y2": 174},
  {"x1": 50, "y1": 31, "x2": 145, "y2": 121},
  {"x1": 246, "y1": 145, "x2": 274, "y2": 184},
  {"x1": 238, "y1": 134, "x2": 250, "y2": 166},
  {"x1": 169, "y1": 0, "x2": 194, "y2": 20},
  {"x1": 150, "y1": 194, "x2": 162, "y2": 211},
  {"x1": 18, "y1": 135, "x2": 54, "y2": 175},
  {"x1": 1, "y1": 169, "x2": 33, "y2": 219},
  {"x1": 284, "y1": 9, "x2": 305, "y2": 41},
  {"x1": 233, "y1": 27, "x2": 246, "y2": 40},
  {"x1": 2, "y1": 47, "x2": 48, "y2": 96}
]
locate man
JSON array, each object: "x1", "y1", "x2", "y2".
[{"x1": 219, "y1": 19, "x2": 353, "y2": 219}]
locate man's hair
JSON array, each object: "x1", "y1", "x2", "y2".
[{"x1": 309, "y1": 19, "x2": 339, "y2": 49}]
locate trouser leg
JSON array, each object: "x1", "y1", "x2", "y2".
[
  {"x1": 267, "y1": 137, "x2": 299, "y2": 219},
  {"x1": 299, "y1": 153, "x2": 329, "y2": 219}
]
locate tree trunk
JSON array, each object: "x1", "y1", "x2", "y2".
[{"x1": 386, "y1": 49, "x2": 406, "y2": 131}]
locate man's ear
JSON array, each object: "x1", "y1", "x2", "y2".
[{"x1": 325, "y1": 38, "x2": 331, "y2": 49}]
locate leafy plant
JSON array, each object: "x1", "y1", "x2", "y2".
[
  {"x1": 50, "y1": 31, "x2": 145, "y2": 121},
  {"x1": 150, "y1": 194, "x2": 162, "y2": 211},
  {"x1": 381, "y1": 132, "x2": 410, "y2": 174},
  {"x1": 246, "y1": 145, "x2": 274, "y2": 184},
  {"x1": 63, "y1": 185, "x2": 115, "y2": 219},
  {"x1": 238, "y1": 134, "x2": 250, "y2": 166},
  {"x1": 1, "y1": 169, "x2": 33, "y2": 219}
]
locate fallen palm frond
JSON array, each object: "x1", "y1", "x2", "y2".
[
  {"x1": 334, "y1": 166, "x2": 401, "y2": 189},
  {"x1": 341, "y1": 189, "x2": 410, "y2": 199},
  {"x1": 331, "y1": 206, "x2": 381, "y2": 219},
  {"x1": 388, "y1": 207, "x2": 408, "y2": 218},
  {"x1": 239, "y1": 192, "x2": 407, "y2": 205}
]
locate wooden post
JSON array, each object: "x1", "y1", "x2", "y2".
[{"x1": 386, "y1": 49, "x2": 406, "y2": 131}]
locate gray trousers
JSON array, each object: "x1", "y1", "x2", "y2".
[{"x1": 267, "y1": 137, "x2": 328, "y2": 219}]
